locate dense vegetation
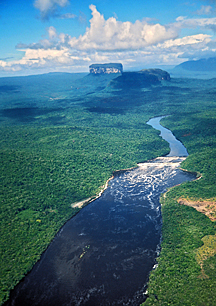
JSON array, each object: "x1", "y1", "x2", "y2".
[
  {"x1": 143, "y1": 112, "x2": 216, "y2": 305},
  {"x1": 0, "y1": 73, "x2": 169, "y2": 304},
  {"x1": 0, "y1": 123, "x2": 166, "y2": 303},
  {"x1": 143, "y1": 188, "x2": 216, "y2": 305},
  {"x1": 0, "y1": 72, "x2": 216, "y2": 305}
]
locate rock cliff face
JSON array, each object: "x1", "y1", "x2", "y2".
[{"x1": 89, "y1": 63, "x2": 123, "y2": 74}]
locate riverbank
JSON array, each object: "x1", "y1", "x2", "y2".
[
  {"x1": 143, "y1": 185, "x2": 216, "y2": 305},
  {"x1": 3, "y1": 117, "x2": 197, "y2": 306},
  {"x1": 1, "y1": 71, "x2": 216, "y2": 305},
  {"x1": 4, "y1": 154, "x2": 195, "y2": 306},
  {"x1": 1, "y1": 115, "x2": 170, "y2": 305},
  {"x1": 71, "y1": 175, "x2": 114, "y2": 209},
  {"x1": 178, "y1": 198, "x2": 216, "y2": 221},
  {"x1": 143, "y1": 114, "x2": 216, "y2": 306}
]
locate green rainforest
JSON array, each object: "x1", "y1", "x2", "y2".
[{"x1": 0, "y1": 72, "x2": 216, "y2": 305}]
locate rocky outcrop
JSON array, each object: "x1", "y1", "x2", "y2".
[
  {"x1": 89, "y1": 63, "x2": 123, "y2": 74},
  {"x1": 139, "y1": 68, "x2": 171, "y2": 81},
  {"x1": 109, "y1": 68, "x2": 170, "y2": 90}
]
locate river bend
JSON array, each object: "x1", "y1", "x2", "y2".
[{"x1": 5, "y1": 117, "x2": 194, "y2": 306}]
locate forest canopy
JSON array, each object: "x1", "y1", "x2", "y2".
[{"x1": 0, "y1": 72, "x2": 216, "y2": 305}]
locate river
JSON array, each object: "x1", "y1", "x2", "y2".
[{"x1": 4, "y1": 117, "x2": 195, "y2": 306}]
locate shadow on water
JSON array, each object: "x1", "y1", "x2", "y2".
[{"x1": 4, "y1": 118, "x2": 195, "y2": 306}]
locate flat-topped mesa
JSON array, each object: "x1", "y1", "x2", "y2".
[
  {"x1": 89, "y1": 63, "x2": 123, "y2": 74},
  {"x1": 139, "y1": 68, "x2": 171, "y2": 81},
  {"x1": 109, "y1": 68, "x2": 171, "y2": 90}
]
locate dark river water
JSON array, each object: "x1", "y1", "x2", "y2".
[{"x1": 5, "y1": 117, "x2": 195, "y2": 306}]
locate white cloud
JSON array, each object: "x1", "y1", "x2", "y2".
[
  {"x1": 2, "y1": 5, "x2": 216, "y2": 74},
  {"x1": 159, "y1": 34, "x2": 212, "y2": 48},
  {"x1": 173, "y1": 16, "x2": 216, "y2": 33},
  {"x1": 0, "y1": 48, "x2": 86, "y2": 73},
  {"x1": 34, "y1": 0, "x2": 69, "y2": 20},
  {"x1": 152, "y1": 34, "x2": 214, "y2": 63},
  {"x1": 175, "y1": 16, "x2": 216, "y2": 33},
  {"x1": 176, "y1": 16, "x2": 187, "y2": 22},
  {"x1": 66, "y1": 5, "x2": 178, "y2": 51}
]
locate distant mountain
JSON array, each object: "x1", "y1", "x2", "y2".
[
  {"x1": 89, "y1": 63, "x2": 123, "y2": 74},
  {"x1": 175, "y1": 57, "x2": 216, "y2": 71},
  {"x1": 109, "y1": 68, "x2": 170, "y2": 90}
]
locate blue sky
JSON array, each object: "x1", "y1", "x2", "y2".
[{"x1": 1, "y1": 0, "x2": 216, "y2": 76}]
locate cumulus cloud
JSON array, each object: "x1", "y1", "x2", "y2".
[
  {"x1": 6, "y1": 33, "x2": 214, "y2": 72},
  {"x1": 155, "y1": 34, "x2": 214, "y2": 63},
  {"x1": 34, "y1": 0, "x2": 69, "y2": 20},
  {"x1": 16, "y1": 5, "x2": 180, "y2": 51},
  {"x1": 65, "y1": 5, "x2": 178, "y2": 51},
  {"x1": 2, "y1": 5, "x2": 216, "y2": 73},
  {"x1": 0, "y1": 47, "x2": 85, "y2": 72},
  {"x1": 159, "y1": 34, "x2": 212, "y2": 49}
]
